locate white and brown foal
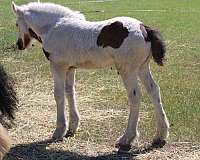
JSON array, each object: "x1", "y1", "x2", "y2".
[{"x1": 12, "y1": 1, "x2": 169, "y2": 151}]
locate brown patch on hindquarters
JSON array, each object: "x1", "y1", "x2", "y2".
[{"x1": 97, "y1": 21, "x2": 129, "y2": 48}]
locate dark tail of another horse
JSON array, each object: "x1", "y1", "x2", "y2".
[
  {"x1": 144, "y1": 25, "x2": 166, "y2": 66},
  {"x1": 0, "y1": 64, "x2": 18, "y2": 159}
]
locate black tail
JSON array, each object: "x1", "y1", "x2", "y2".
[
  {"x1": 0, "y1": 64, "x2": 18, "y2": 120},
  {"x1": 144, "y1": 25, "x2": 166, "y2": 66}
]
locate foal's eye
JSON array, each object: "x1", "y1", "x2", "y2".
[{"x1": 16, "y1": 23, "x2": 18, "y2": 27}]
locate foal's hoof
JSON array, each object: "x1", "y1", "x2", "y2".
[
  {"x1": 52, "y1": 134, "x2": 65, "y2": 141},
  {"x1": 115, "y1": 144, "x2": 132, "y2": 154},
  {"x1": 52, "y1": 134, "x2": 64, "y2": 142},
  {"x1": 52, "y1": 128, "x2": 67, "y2": 141},
  {"x1": 65, "y1": 130, "x2": 75, "y2": 138},
  {"x1": 152, "y1": 138, "x2": 166, "y2": 148},
  {"x1": 52, "y1": 137, "x2": 64, "y2": 142}
]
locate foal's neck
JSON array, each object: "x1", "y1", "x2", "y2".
[{"x1": 27, "y1": 16, "x2": 59, "y2": 42}]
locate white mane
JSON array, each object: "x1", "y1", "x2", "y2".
[{"x1": 22, "y1": 2, "x2": 85, "y2": 20}]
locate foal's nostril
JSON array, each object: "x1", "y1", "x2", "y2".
[{"x1": 16, "y1": 38, "x2": 24, "y2": 50}]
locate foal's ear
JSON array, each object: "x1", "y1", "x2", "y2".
[{"x1": 11, "y1": 1, "x2": 23, "y2": 16}]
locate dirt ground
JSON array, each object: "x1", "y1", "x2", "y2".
[{"x1": 4, "y1": 82, "x2": 200, "y2": 160}]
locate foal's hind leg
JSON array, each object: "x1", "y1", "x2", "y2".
[
  {"x1": 139, "y1": 63, "x2": 169, "y2": 147},
  {"x1": 50, "y1": 63, "x2": 67, "y2": 140},
  {"x1": 116, "y1": 70, "x2": 141, "y2": 150},
  {"x1": 65, "y1": 68, "x2": 80, "y2": 137}
]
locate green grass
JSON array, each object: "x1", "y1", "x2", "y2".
[{"x1": 1, "y1": 0, "x2": 200, "y2": 159}]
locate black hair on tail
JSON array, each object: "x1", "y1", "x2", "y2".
[
  {"x1": 0, "y1": 64, "x2": 18, "y2": 120},
  {"x1": 144, "y1": 25, "x2": 166, "y2": 66}
]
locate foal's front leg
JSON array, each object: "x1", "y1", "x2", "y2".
[
  {"x1": 116, "y1": 70, "x2": 141, "y2": 151},
  {"x1": 50, "y1": 63, "x2": 67, "y2": 140},
  {"x1": 65, "y1": 68, "x2": 80, "y2": 137}
]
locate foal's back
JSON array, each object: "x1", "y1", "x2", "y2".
[{"x1": 43, "y1": 17, "x2": 150, "y2": 68}]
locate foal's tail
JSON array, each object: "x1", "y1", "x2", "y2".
[
  {"x1": 143, "y1": 25, "x2": 166, "y2": 66},
  {"x1": 0, "y1": 64, "x2": 18, "y2": 159}
]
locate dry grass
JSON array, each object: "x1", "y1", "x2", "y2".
[{"x1": 1, "y1": 71, "x2": 199, "y2": 160}]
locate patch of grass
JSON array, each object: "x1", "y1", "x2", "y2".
[{"x1": 1, "y1": 0, "x2": 200, "y2": 159}]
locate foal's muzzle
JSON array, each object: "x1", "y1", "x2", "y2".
[{"x1": 16, "y1": 38, "x2": 24, "y2": 50}]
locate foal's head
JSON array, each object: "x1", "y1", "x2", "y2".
[
  {"x1": 12, "y1": 2, "x2": 33, "y2": 50},
  {"x1": 12, "y1": 1, "x2": 86, "y2": 50}
]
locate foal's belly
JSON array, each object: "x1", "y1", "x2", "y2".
[
  {"x1": 50, "y1": 49, "x2": 115, "y2": 69},
  {"x1": 73, "y1": 52, "x2": 114, "y2": 69},
  {"x1": 75, "y1": 58, "x2": 114, "y2": 69}
]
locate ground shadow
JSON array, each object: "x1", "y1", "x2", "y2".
[{"x1": 4, "y1": 139, "x2": 158, "y2": 160}]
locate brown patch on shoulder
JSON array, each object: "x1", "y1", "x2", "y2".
[
  {"x1": 97, "y1": 21, "x2": 129, "y2": 48},
  {"x1": 42, "y1": 48, "x2": 50, "y2": 60},
  {"x1": 29, "y1": 28, "x2": 42, "y2": 43}
]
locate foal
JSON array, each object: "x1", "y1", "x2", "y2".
[{"x1": 12, "y1": 1, "x2": 169, "y2": 151}]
